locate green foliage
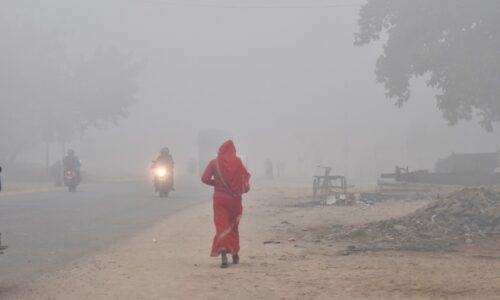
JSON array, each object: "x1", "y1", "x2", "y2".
[{"x1": 355, "y1": 0, "x2": 500, "y2": 131}]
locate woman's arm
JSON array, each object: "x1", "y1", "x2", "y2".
[{"x1": 201, "y1": 160, "x2": 216, "y2": 186}]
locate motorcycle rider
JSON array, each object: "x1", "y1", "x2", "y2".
[
  {"x1": 63, "y1": 149, "x2": 81, "y2": 183},
  {"x1": 152, "y1": 147, "x2": 175, "y2": 191}
]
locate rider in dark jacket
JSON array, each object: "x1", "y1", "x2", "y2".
[
  {"x1": 63, "y1": 149, "x2": 81, "y2": 182},
  {"x1": 154, "y1": 148, "x2": 174, "y2": 168},
  {"x1": 153, "y1": 147, "x2": 175, "y2": 191}
]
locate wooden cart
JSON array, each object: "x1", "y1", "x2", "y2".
[{"x1": 313, "y1": 166, "x2": 347, "y2": 200}]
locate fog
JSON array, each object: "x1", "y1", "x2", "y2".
[{"x1": 2, "y1": 0, "x2": 499, "y2": 183}]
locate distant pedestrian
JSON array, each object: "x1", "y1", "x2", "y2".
[
  {"x1": 265, "y1": 159, "x2": 274, "y2": 180},
  {"x1": 50, "y1": 160, "x2": 63, "y2": 186},
  {"x1": 201, "y1": 140, "x2": 251, "y2": 268}
]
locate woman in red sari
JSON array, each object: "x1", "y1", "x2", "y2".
[{"x1": 201, "y1": 140, "x2": 250, "y2": 268}]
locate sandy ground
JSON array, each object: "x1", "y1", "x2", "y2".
[{"x1": 6, "y1": 180, "x2": 500, "y2": 300}]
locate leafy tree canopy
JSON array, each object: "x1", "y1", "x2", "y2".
[
  {"x1": 355, "y1": 0, "x2": 500, "y2": 131},
  {"x1": 0, "y1": 21, "x2": 143, "y2": 164}
]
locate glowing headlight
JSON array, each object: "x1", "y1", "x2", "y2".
[{"x1": 156, "y1": 168, "x2": 168, "y2": 177}]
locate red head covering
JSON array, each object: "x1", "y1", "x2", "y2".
[{"x1": 216, "y1": 140, "x2": 250, "y2": 196}]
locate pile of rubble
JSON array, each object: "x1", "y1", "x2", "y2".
[{"x1": 335, "y1": 188, "x2": 500, "y2": 251}]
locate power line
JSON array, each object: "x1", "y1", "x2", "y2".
[{"x1": 127, "y1": 0, "x2": 363, "y2": 9}]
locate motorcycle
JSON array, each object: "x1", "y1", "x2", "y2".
[
  {"x1": 153, "y1": 165, "x2": 173, "y2": 198},
  {"x1": 64, "y1": 169, "x2": 80, "y2": 192}
]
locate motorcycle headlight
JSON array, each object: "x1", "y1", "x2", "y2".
[{"x1": 156, "y1": 168, "x2": 168, "y2": 177}]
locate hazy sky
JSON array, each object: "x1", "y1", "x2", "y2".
[{"x1": 2, "y1": 0, "x2": 499, "y2": 181}]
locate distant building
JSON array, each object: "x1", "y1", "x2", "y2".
[{"x1": 435, "y1": 151, "x2": 500, "y2": 174}]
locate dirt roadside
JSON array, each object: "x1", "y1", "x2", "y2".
[
  {"x1": 7, "y1": 180, "x2": 500, "y2": 300},
  {"x1": 0, "y1": 181, "x2": 61, "y2": 196}
]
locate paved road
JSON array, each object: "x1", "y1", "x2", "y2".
[{"x1": 0, "y1": 180, "x2": 207, "y2": 287}]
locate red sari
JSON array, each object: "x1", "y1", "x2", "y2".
[{"x1": 201, "y1": 140, "x2": 250, "y2": 257}]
